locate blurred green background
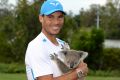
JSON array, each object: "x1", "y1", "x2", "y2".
[{"x1": 0, "y1": 0, "x2": 120, "y2": 80}]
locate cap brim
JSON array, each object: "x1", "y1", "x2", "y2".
[{"x1": 43, "y1": 9, "x2": 66, "y2": 15}]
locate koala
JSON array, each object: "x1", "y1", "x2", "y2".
[
  {"x1": 50, "y1": 50, "x2": 88, "y2": 73},
  {"x1": 50, "y1": 43, "x2": 88, "y2": 80},
  {"x1": 60, "y1": 50, "x2": 88, "y2": 69}
]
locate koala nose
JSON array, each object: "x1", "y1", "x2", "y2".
[{"x1": 70, "y1": 63, "x2": 74, "y2": 68}]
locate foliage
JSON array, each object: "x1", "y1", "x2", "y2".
[
  {"x1": 100, "y1": 1, "x2": 120, "y2": 39},
  {"x1": 88, "y1": 28, "x2": 105, "y2": 70},
  {"x1": 0, "y1": 63, "x2": 25, "y2": 73},
  {"x1": 70, "y1": 27, "x2": 91, "y2": 50},
  {"x1": 79, "y1": 5, "x2": 97, "y2": 27},
  {"x1": 102, "y1": 48, "x2": 120, "y2": 70},
  {"x1": 88, "y1": 69, "x2": 120, "y2": 77},
  {"x1": 73, "y1": 1, "x2": 120, "y2": 39},
  {"x1": 0, "y1": 0, "x2": 42, "y2": 63},
  {"x1": 16, "y1": 0, "x2": 42, "y2": 42},
  {"x1": 58, "y1": 14, "x2": 78, "y2": 43},
  {"x1": 70, "y1": 27, "x2": 105, "y2": 70}
]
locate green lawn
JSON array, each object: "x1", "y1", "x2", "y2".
[
  {"x1": 86, "y1": 76, "x2": 120, "y2": 80},
  {"x1": 0, "y1": 73, "x2": 27, "y2": 80},
  {"x1": 0, "y1": 73, "x2": 120, "y2": 80}
]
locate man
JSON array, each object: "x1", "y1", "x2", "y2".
[{"x1": 25, "y1": 0, "x2": 88, "y2": 80}]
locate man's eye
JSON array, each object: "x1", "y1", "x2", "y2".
[
  {"x1": 48, "y1": 15, "x2": 53, "y2": 18},
  {"x1": 59, "y1": 15, "x2": 64, "y2": 18}
]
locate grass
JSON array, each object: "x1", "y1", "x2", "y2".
[
  {"x1": 0, "y1": 73, "x2": 27, "y2": 80},
  {"x1": 0, "y1": 73, "x2": 120, "y2": 80},
  {"x1": 86, "y1": 76, "x2": 120, "y2": 80}
]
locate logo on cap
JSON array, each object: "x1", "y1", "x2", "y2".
[{"x1": 50, "y1": 2, "x2": 59, "y2": 6}]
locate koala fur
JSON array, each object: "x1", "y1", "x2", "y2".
[
  {"x1": 61, "y1": 42, "x2": 88, "y2": 69},
  {"x1": 50, "y1": 43, "x2": 88, "y2": 80},
  {"x1": 50, "y1": 50, "x2": 88, "y2": 73},
  {"x1": 60, "y1": 50, "x2": 88, "y2": 69},
  {"x1": 50, "y1": 53, "x2": 70, "y2": 73}
]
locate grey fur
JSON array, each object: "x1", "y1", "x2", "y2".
[
  {"x1": 50, "y1": 50, "x2": 88, "y2": 72},
  {"x1": 50, "y1": 53, "x2": 70, "y2": 73},
  {"x1": 50, "y1": 43, "x2": 88, "y2": 80},
  {"x1": 60, "y1": 50, "x2": 88, "y2": 69}
]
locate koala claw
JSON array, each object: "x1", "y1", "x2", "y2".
[
  {"x1": 50, "y1": 54, "x2": 54, "y2": 60},
  {"x1": 50, "y1": 53, "x2": 58, "y2": 60}
]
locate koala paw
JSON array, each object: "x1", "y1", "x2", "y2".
[{"x1": 50, "y1": 53, "x2": 58, "y2": 60}]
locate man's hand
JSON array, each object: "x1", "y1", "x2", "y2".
[{"x1": 76, "y1": 61, "x2": 88, "y2": 76}]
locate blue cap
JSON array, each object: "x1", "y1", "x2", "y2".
[{"x1": 40, "y1": 0, "x2": 66, "y2": 15}]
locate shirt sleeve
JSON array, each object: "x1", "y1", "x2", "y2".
[{"x1": 25, "y1": 43, "x2": 53, "y2": 79}]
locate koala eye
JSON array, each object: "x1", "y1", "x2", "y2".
[
  {"x1": 79, "y1": 54, "x2": 82, "y2": 57},
  {"x1": 74, "y1": 62, "x2": 77, "y2": 65},
  {"x1": 67, "y1": 61, "x2": 70, "y2": 64},
  {"x1": 64, "y1": 52, "x2": 67, "y2": 55}
]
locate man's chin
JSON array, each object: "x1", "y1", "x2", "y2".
[
  {"x1": 50, "y1": 31, "x2": 60, "y2": 35},
  {"x1": 53, "y1": 30, "x2": 61, "y2": 34}
]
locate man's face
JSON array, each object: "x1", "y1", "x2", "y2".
[{"x1": 40, "y1": 11, "x2": 64, "y2": 36}]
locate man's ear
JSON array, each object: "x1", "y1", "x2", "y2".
[{"x1": 39, "y1": 15, "x2": 43, "y2": 23}]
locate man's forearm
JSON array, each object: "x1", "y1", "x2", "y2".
[
  {"x1": 37, "y1": 69, "x2": 78, "y2": 80},
  {"x1": 37, "y1": 62, "x2": 88, "y2": 80},
  {"x1": 54, "y1": 70, "x2": 78, "y2": 80}
]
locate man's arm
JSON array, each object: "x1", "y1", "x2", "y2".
[
  {"x1": 37, "y1": 70, "x2": 77, "y2": 80},
  {"x1": 36, "y1": 62, "x2": 88, "y2": 80}
]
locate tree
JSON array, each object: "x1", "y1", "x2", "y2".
[
  {"x1": 0, "y1": 0, "x2": 43, "y2": 63},
  {"x1": 70, "y1": 27, "x2": 105, "y2": 70},
  {"x1": 0, "y1": 0, "x2": 18, "y2": 63},
  {"x1": 100, "y1": 1, "x2": 120, "y2": 39},
  {"x1": 58, "y1": 13, "x2": 78, "y2": 43}
]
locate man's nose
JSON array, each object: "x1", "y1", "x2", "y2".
[{"x1": 54, "y1": 18, "x2": 60, "y2": 24}]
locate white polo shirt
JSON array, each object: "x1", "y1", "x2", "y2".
[{"x1": 25, "y1": 32, "x2": 66, "y2": 80}]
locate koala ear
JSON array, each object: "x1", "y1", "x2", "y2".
[{"x1": 78, "y1": 51, "x2": 88, "y2": 60}]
